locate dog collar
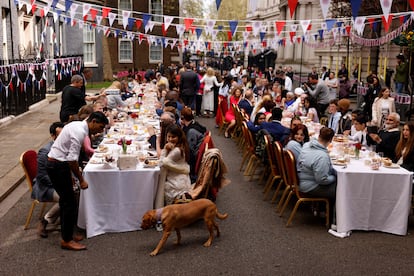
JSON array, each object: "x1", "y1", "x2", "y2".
[{"x1": 156, "y1": 208, "x2": 163, "y2": 224}]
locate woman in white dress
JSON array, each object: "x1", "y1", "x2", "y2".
[
  {"x1": 371, "y1": 87, "x2": 396, "y2": 129},
  {"x1": 158, "y1": 125, "x2": 192, "y2": 205},
  {"x1": 200, "y1": 67, "x2": 221, "y2": 117}
]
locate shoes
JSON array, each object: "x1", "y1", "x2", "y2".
[
  {"x1": 60, "y1": 240, "x2": 87, "y2": 251},
  {"x1": 37, "y1": 218, "x2": 48, "y2": 238},
  {"x1": 330, "y1": 224, "x2": 337, "y2": 231},
  {"x1": 215, "y1": 125, "x2": 219, "y2": 128},
  {"x1": 328, "y1": 229, "x2": 351, "y2": 238},
  {"x1": 224, "y1": 132, "x2": 230, "y2": 138},
  {"x1": 73, "y1": 233, "x2": 85, "y2": 242},
  {"x1": 156, "y1": 223, "x2": 163, "y2": 232}
]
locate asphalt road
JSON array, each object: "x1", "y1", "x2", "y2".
[{"x1": 1, "y1": 116, "x2": 414, "y2": 275}]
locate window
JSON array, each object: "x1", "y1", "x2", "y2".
[
  {"x1": 149, "y1": 44, "x2": 162, "y2": 63},
  {"x1": 2, "y1": 8, "x2": 8, "y2": 63},
  {"x1": 150, "y1": 0, "x2": 162, "y2": 22},
  {"x1": 119, "y1": 39, "x2": 132, "y2": 63},
  {"x1": 83, "y1": 27, "x2": 96, "y2": 65},
  {"x1": 118, "y1": 0, "x2": 132, "y2": 24}
]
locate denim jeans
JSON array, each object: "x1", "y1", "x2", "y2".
[{"x1": 395, "y1": 82, "x2": 404, "y2": 94}]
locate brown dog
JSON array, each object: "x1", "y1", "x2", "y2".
[{"x1": 141, "y1": 198, "x2": 228, "y2": 256}]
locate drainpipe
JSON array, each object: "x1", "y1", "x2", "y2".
[{"x1": 8, "y1": 0, "x2": 15, "y2": 60}]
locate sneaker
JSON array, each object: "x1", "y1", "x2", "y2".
[
  {"x1": 330, "y1": 224, "x2": 337, "y2": 231},
  {"x1": 328, "y1": 229, "x2": 351, "y2": 238},
  {"x1": 156, "y1": 223, "x2": 163, "y2": 232},
  {"x1": 37, "y1": 218, "x2": 48, "y2": 238}
]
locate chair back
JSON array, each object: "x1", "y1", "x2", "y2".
[
  {"x1": 283, "y1": 149, "x2": 300, "y2": 197},
  {"x1": 195, "y1": 131, "x2": 214, "y2": 174},
  {"x1": 242, "y1": 121, "x2": 256, "y2": 151},
  {"x1": 273, "y1": 141, "x2": 285, "y2": 178},
  {"x1": 19, "y1": 150, "x2": 38, "y2": 191}
]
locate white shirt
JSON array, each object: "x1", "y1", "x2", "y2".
[
  {"x1": 284, "y1": 76, "x2": 292, "y2": 92},
  {"x1": 48, "y1": 120, "x2": 89, "y2": 162},
  {"x1": 200, "y1": 75, "x2": 220, "y2": 92}
]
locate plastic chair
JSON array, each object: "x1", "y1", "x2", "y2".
[
  {"x1": 282, "y1": 150, "x2": 330, "y2": 227},
  {"x1": 20, "y1": 150, "x2": 48, "y2": 230}
]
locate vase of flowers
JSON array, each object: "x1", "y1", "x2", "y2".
[{"x1": 118, "y1": 137, "x2": 132, "y2": 154}]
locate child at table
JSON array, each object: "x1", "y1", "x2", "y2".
[
  {"x1": 158, "y1": 124, "x2": 193, "y2": 205},
  {"x1": 346, "y1": 114, "x2": 368, "y2": 147}
]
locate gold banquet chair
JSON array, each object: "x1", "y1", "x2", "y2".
[
  {"x1": 283, "y1": 150, "x2": 330, "y2": 227},
  {"x1": 20, "y1": 150, "x2": 48, "y2": 230}
]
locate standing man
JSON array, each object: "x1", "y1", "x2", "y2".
[
  {"x1": 179, "y1": 63, "x2": 199, "y2": 109},
  {"x1": 303, "y1": 74, "x2": 330, "y2": 117},
  {"x1": 60, "y1": 75, "x2": 85, "y2": 122},
  {"x1": 46, "y1": 112, "x2": 108, "y2": 250},
  {"x1": 395, "y1": 54, "x2": 408, "y2": 95}
]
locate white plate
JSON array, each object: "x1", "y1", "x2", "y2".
[{"x1": 383, "y1": 163, "x2": 400, "y2": 169}]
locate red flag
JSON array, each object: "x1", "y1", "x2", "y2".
[
  {"x1": 288, "y1": 0, "x2": 298, "y2": 18},
  {"x1": 399, "y1": 15, "x2": 405, "y2": 25},
  {"x1": 367, "y1": 18, "x2": 374, "y2": 29},
  {"x1": 245, "y1": 26, "x2": 252, "y2": 32},
  {"x1": 227, "y1": 31, "x2": 232, "y2": 41},
  {"x1": 161, "y1": 23, "x2": 167, "y2": 36},
  {"x1": 262, "y1": 41, "x2": 267, "y2": 47},
  {"x1": 410, "y1": 0, "x2": 414, "y2": 10},
  {"x1": 31, "y1": 4, "x2": 37, "y2": 14},
  {"x1": 275, "y1": 21, "x2": 286, "y2": 35},
  {"x1": 102, "y1": 7, "x2": 111, "y2": 18},
  {"x1": 184, "y1": 18, "x2": 194, "y2": 31},
  {"x1": 40, "y1": 8, "x2": 45, "y2": 17},
  {"x1": 90, "y1": 8, "x2": 98, "y2": 21},
  {"x1": 296, "y1": 37, "x2": 301, "y2": 44},
  {"x1": 345, "y1": 25, "x2": 351, "y2": 35},
  {"x1": 136, "y1": 19, "x2": 142, "y2": 29},
  {"x1": 381, "y1": 15, "x2": 393, "y2": 32},
  {"x1": 289, "y1": 31, "x2": 296, "y2": 42}
]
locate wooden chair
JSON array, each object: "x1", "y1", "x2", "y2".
[
  {"x1": 269, "y1": 141, "x2": 286, "y2": 204},
  {"x1": 195, "y1": 131, "x2": 214, "y2": 175},
  {"x1": 282, "y1": 150, "x2": 330, "y2": 227},
  {"x1": 262, "y1": 136, "x2": 283, "y2": 200},
  {"x1": 231, "y1": 104, "x2": 244, "y2": 146},
  {"x1": 20, "y1": 150, "x2": 48, "y2": 230},
  {"x1": 239, "y1": 122, "x2": 255, "y2": 172}
]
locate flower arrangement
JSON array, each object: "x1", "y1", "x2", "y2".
[{"x1": 118, "y1": 137, "x2": 132, "y2": 154}]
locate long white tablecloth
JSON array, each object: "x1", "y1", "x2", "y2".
[
  {"x1": 78, "y1": 163, "x2": 160, "y2": 238},
  {"x1": 334, "y1": 160, "x2": 413, "y2": 235}
]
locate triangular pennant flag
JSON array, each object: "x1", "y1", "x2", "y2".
[
  {"x1": 184, "y1": 18, "x2": 194, "y2": 31},
  {"x1": 275, "y1": 21, "x2": 285, "y2": 35},
  {"x1": 145, "y1": 21, "x2": 155, "y2": 33},
  {"x1": 136, "y1": 19, "x2": 142, "y2": 29},
  {"x1": 252, "y1": 21, "x2": 261, "y2": 36},
  {"x1": 90, "y1": 8, "x2": 98, "y2": 21},
  {"x1": 350, "y1": 0, "x2": 363, "y2": 19},
  {"x1": 353, "y1": 16, "x2": 366, "y2": 35},
  {"x1": 381, "y1": 14, "x2": 393, "y2": 32},
  {"x1": 289, "y1": 32, "x2": 296, "y2": 42},
  {"x1": 227, "y1": 31, "x2": 232, "y2": 41},
  {"x1": 216, "y1": 0, "x2": 222, "y2": 10},
  {"x1": 108, "y1": 12, "x2": 116, "y2": 26},
  {"x1": 195, "y1": 28, "x2": 203, "y2": 39},
  {"x1": 259, "y1": 32, "x2": 266, "y2": 42},
  {"x1": 161, "y1": 23, "x2": 167, "y2": 36},
  {"x1": 127, "y1": 17, "x2": 135, "y2": 30},
  {"x1": 102, "y1": 7, "x2": 111, "y2": 18},
  {"x1": 211, "y1": 29, "x2": 218, "y2": 40},
  {"x1": 65, "y1": 0, "x2": 72, "y2": 12},
  {"x1": 51, "y1": 0, "x2": 59, "y2": 9},
  {"x1": 142, "y1": 13, "x2": 151, "y2": 28},
  {"x1": 70, "y1": 3, "x2": 78, "y2": 19},
  {"x1": 318, "y1": 29, "x2": 324, "y2": 40},
  {"x1": 288, "y1": 0, "x2": 298, "y2": 18},
  {"x1": 245, "y1": 25, "x2": 252, "y2": 32},
  {"x1": 409, "y1": 0, "x2": 414, "y2": 10},
  {"x1": 367, "y1": 18, "x2": 375, "y2": 29},
  {"x1": 164, "y1": 15, "x2": 174, "y2": 30},
  {"x1": 31, "y1": 4, "x2": 37, "y2": 14},
  {"x1": 122, "y1": 11, "x2": 131, "y2": 29},
  {"x1": 96, "y1": 15, "x2": 102, "y2": 25},
  {"x1": 243, "y1": 30, "x2": 249, "y2": 41},
  {"x1": 380, "y1": 0, "x2": 393, "y2": 21},
  {"x1": 345, "y1": 25, "x2": 351, "y2": 35},
  {"x1": 229, "y1": 20, "x2": 238, "y2": 36},
  {"x1": 320, "y1": 0, "x2": 331, "y2": 19},
  {"x1": 300, "y1": 20, "x2": 311, "y2": 34},
  {"x1": 176, "y1": 24, "x2": 185, "y2": 37},
  {"x1": 40, "y1": 8, "x2": 45, "y2": 17},
  {"x1": 325, "y1": 19, "x2": 337, "y2": 31},
  {"x1": 82, "y1": 3, "x2": 91, "y2": 18}
]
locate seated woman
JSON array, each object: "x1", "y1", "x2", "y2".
[
  {"x1": 304, "y1": 97, "x2": 319, "y2": 123},
  {"x1": 394, "y1": 122, "x2": 414, "y2": 171},
  {"x1": 180, "y1": 107, "x2": 207, "y2": 182},
  {"x1": 159, "y1": 124, "x2": 193, "y2": 205},
  {"x1": 298, "y1": 127, "x2": 336, "y2": 225},
  {"x1": 285, "y1": 124, "x2": 309, "y2": 168}
]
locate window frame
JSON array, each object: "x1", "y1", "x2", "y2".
[
  {"x1": 119, "y1": 39, "x2": 133, "y2": 63},
  {"x1": 83, "y1": 26, "x2": 97, "y2": 66},
  {"x1": 149, "y1": 43, "x2": 162, "y2": 64}
]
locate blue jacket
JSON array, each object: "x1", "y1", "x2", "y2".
[
  {"x1": 247, "y1": 120, "x2": 290, "y2": 143},
  {"x1": 298, "y1": 139, "x2": 336, "y2": 193}
]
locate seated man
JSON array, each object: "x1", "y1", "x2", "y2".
[
  {"x1": 367, "y1": 112, "x2": 401, "y2": 160},
  {"x1": 247, "y1": 107, "x2": 290, "y2": 143},
  {"x1": 298, "y1": 127, "x2": 336, "y2": 225},
  {"x1": 32, "y1": 122, "x2": 65, "y2": 238},
  {"x1": 180, "y1": 107, "x2": 207, "y2": 182},
  {"x1": 238, "y1": 89, "x2": 255, "y2": 119}
]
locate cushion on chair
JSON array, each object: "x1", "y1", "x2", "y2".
[{"x1": 22, "y1": 150, "x2": 38, "y2": 188}]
